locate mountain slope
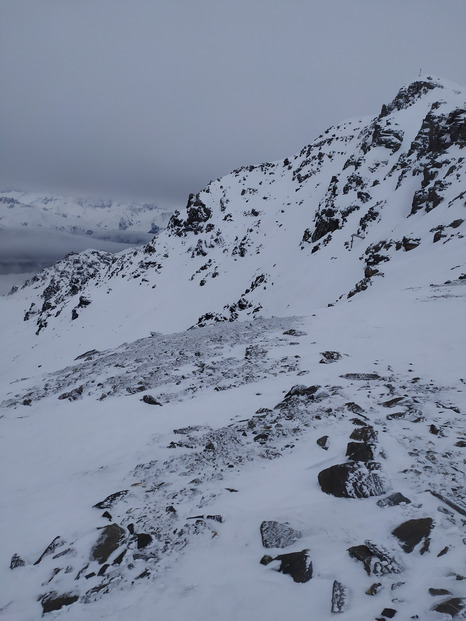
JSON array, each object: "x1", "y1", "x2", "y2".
[
  {"x1": 0, "y1": 77, "x2": 465, "y2": 621},
  {"x1": 5, "y1": 77, "x2": 465, "y2": 352}
]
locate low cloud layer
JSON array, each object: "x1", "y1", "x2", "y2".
[{"x1": 1, "y1": 0, "x2": 465, "y2": 209}]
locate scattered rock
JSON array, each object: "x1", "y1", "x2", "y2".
[
  {"x1": 346, "y1": 402, "x2": 366, "y2": 414},
  {"x1": 9, "y1": 553, "x2": 26, "y2": 569},
  {"x1": 58, "y1": 385, "x2": 83, "y2": 401},
  {"x1": 75, "y1": 349, "x2": 100, "y2": 361},
  {"x1": 366, "y1": 582, "x2": 382, "y2": 596},
  {"x1": 317, "y1": 435, "x2": 329, "y2": 450},
  {"x1": 377, "y1": 492, "x2": 411, "y2": 508},
  {"x1": 93, "y1": 490, "x2": 129, "y2": 509},
  {"x1": 341, "y1": 373, "x2": 380, "y2": 381},
  {"x1": 283, "y1": 384, "x2": 320, "y2": 400},
  {"x1": 283, "y1": 329, "x2": 307, "y2": 337},
  {"x1": 331, "y1": 580, "x2": 348, "y2": 613},
  {"x1": 432, "y1": 598, "x2": 465, "y2": 617},
  {"x1": 274, "y1": 549, "x2": 313, "y2": 583},
  {"x1": 91, "y1": 524, "x2": 126, "y2": 564},
  {"x1": 392, "y1": 518, "x2": 433, "y2": 553},
  {"x1": 318, "y1": 462, "x2": 387, "y2": 498},
  {"x1": 260, "y1": 521, "x2": 302, "y2": 549},
  {"x1": 319, "y1": 351, "x2": 342, "y2": 364},
  {"x1": 141, "y1": 394, "x2": 162, "y2": 405},
  {"x1": 40, "y1": 592, "x2": 79, "y2": 614},
  {"x1": 350, "y1": 425, "x2": 377, "y2": 442},
  {"x1": 429, "y1": 588, "x2": 452, "y2": 596},
  {"x1": 381, "y1": 397, "x2": 405, "y2": 408},
  {"x1": 136, "y1": 534, "x2": 153, "y2": 549},
  {"x1": 348, "y1": 541, "x2": 403, "y2": 576},
  {"x1": 346, "y1": 441, "x2": 374, "y2": 462},
  {"x1": 381, "y1": 608, "x2": 397, "y2": 618}
]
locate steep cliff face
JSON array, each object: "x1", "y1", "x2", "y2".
[{"x1": 8, "y1": 76, "x2": 466, "y2": 342}]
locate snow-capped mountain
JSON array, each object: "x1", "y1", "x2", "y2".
[
  {"x1": 0, "y1": 192, "x2": 172, "y2": 243},
  {"x1": 0, "y1": 77, "x2": 465, "y2": 621}
]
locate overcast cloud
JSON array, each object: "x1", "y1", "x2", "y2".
[{"x1": 1, "y1": 0, "x2": 465, "y2": 209}]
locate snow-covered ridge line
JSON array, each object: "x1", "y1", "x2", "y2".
[{"x1": 8, "y1": 76, "x2": 464, "y2": 344}]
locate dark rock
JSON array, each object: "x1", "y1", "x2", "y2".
[
  {"x1": 331, "y1": 580, "x2": 348, "y2": 613},
  {"x1": 365, "y1": 582, "x2": 382, "y2": 595},
  {"x1": 317, "y1": 435, "x2": 329, "y2": 450},
  {"x1": 260, "y1": 521, "x2": 302, "y2": 549},
  {"x1": 377, "y1": 492, "x2": 411, "y2": 508},
  {"x1": 283, "y1": 329, "x2": 307, "y2": 336},
  {"x1": 401, "y1": 236, "x2": 420, "y2": 252},
  {"x1": 74, "y1": 349, "x2": 100, "y2": 361},
  {"x1": 260, "y1": 554, "x2": 274, "y2": 565},
  {"x1": 346, "y1": 441, "x2": 374, "y2": 462},
  {"x1": 318, "y1": 462, "x2": 387, "y2": 498},
  {"x1": 283, "y1": 384, "x2": 320, "y2": 400},
  {"x1": 319, "y1": 351, "x2": 342, "y2": 364},
  {"x1": 93, "y1": 490, "x2": 129, "y2": 509},
  {"x1": 429, "y1": 588, "x2": 452, "y2": 596},
  {"x1": 102, "y1": 511, "x2": 112, "y2": 520},
  {"x1": 381, "y1": 397, "x2": 405, "y2": 408},
  {"x1": 127, "y1": 523, "x2": 135, "y2": 534},
  {"x1": 91, "y1": 524, "x2": 126, "y2": 564},
  {"x1": 253, "y1": 433, "x2": 269, "y2": 444},
  {"x1": 341, "y1": 373, "x2": 380, "y2": 381},
  {"x1": 112, "y1": 549, "x2": 126, "y2": 565},
  {"x1": 98, "y1": 564, "x2": 109, "y2": 576},
  {"x1": 392, "y1": 518, "x2": 433, "y2": 553},
  {"x1": 275, "y1": 549, "x2": 313, "y2": 583},
  {"x1": 41, "y1": 592, "x2": 79, "y2": 614},
  {"x1": 34, "y1": 536, "x2": 66, "y2": 565},
  {"x1": 350, "y1": 425, "x2": 377, "y2": 443},
  {"x1": 136, "y1": 533, "x2": 153, "y2": 549},
  {"x1": 206, "y1": 515, "x2": 223, "y2": 523},
  {"x1": 141, "y1": 394, "x2": 162, "y2": 406},
  {"x1": 437, "y1": 546, "x2": 449, "y2": 557},
  {"x1": 432, "y1": 598, "x2": 465, "y2": 617},
  {"x1": 58, "y1": 385, "x2": 83, "y2": 401},
  {"x1": 10, "y1": 553, "x2": 26, "y2": 569},
  {"x1": 348, "y1": 544, "x2": 373, "y2": 575},
  {"x1": 71, "y1": 308, "x2": 79, "y2": 320},
  {"x1": 381, "y1": 608, "x2": 397, "y2": 618},
  {"x1": 346, "y1": 402, "x2": 366, "y2": 414}
]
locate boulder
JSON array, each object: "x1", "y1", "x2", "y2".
[
  {"x1": 317, "y1": 435, "x2": 329, "y2": 450},
  {"x1": 275, "y1": 549, "x2": 313, "y2": 583},
  {"x1": 392, "y1": 518, "x2": 433, "y2": 553},
  {"x1": 331, "y1": 580, "x2": 348, "y2": 613},
  {"x1": 91, "y1": 524, "x2": 126, "y2": 564},
  {"x1": 319, "y1": 351, "x2": 342, "y2": 364},
  {"x1": 345, "y1": 441, "x2": 374, "y2": 462},
  {"x1": 41, "y1": 592, "x2": 79, "y2": 614},
  {"x1": 260, "y1": 521, "x2": 302, "y2": 549},
  {"x1": 432, "y1": 598, "x2": 465, "y2": 617},
  {"x1": 141, "y1": 394, "x2": 162, "y2": 406},
  {"x1": 350, "y1": 425, "x2": 377, "y2": 443},
  {"x1": 318, "y1": 462, "x2": 387, "y2": 498}
]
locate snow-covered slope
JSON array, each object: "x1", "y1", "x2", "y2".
[
  {"x1": 0, "y1": 77, "x2": 465, "y2": 620},
  {"x1": 0, "y1": 192, "x2": 172, "y2": 243}
]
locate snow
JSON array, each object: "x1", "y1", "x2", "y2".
[{"x1": 0, "y1": 76, "x2": 465, "y2": 620}]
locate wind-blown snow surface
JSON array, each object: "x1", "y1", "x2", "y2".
[{"x1": 0, "y1": 77, "x2": 465, "y2": 620}]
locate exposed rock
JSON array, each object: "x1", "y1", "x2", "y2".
[
  {"x1": 341, "y1": 373, "x2": 381, "y2": 381},
  {"x1": 366, "y1": 582, "x2": 382, "y2": 596},
  {"x1": 350, "y1": 425, "x2": 377, "y2": 443},
  {"x1": 274, "y1": 549, "x2": 313, "y2": 583},
  {"x1": 260, "y1": 521, "x2": 302, "y2": 549},
  {"x1": 381, "y1": 608, "x2": 397, "y2": 618},
  {"x1": 317, "y1": 435, "x2": 329, "y2": 450},
  {"x1": 283, "y1": 384, "x2": 320, "y2": 400},
  {"x1": 75, "y1": 349, "x2": 100, "y2": 361},
  {"x1": 91, "y1": 524, "x2": 126, "y2": 564},
  {"x1": 34, "y1": 536, "x2": 66, "y2": 565},
  {"x1": 318, "y1": 462, "x2": 387, "y2": 498},
  {"x1": 377, "y1": 492, "x2": 411, "y2": 508},
  {"x1": 432, "y1": 598, "x2": 465, "y2": 617},
  {"x1": 9, "y1": 553, "x2": 26, "y2": 569},
  {"x1": 345, "y1": 441, "x2": 375, "y2": 462},
  {"x1": 141, "y1": 394, "x2": 162, "y2": 406},
  {"x1": 331, "y1": 580, "x2": 348, "y2": 613},
  {"x1": 319, "y1": 351, "x2": 342, "y2": 364},
  {"x1": 429, "y1": 588, "x2": 452, "y2": 596},
  {"x1": 40, "y1": 592, "x2": 79, "y2": 614},
  {"x1": 136, "y1": 534, "x2": 153, "y2": 549},
  {"x1": 93, "y1": 490, "x2": 129, "y2": 509},
  {"x1": 392, "y1": 518, "x2": 433, "y2": 553},
  {"x1": 260, "y1": 555, "x2": 274, "y2": 566},
  {"x1": 58, "y1": 385, "x2": 83, "y2": 401},
  {"x1": 283, "y1": 329, "x2": 307, "y2": 337}
]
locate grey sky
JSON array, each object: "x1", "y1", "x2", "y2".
[{"x1": 1, "y1": 0, "x2": 465, "y2": 209}]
